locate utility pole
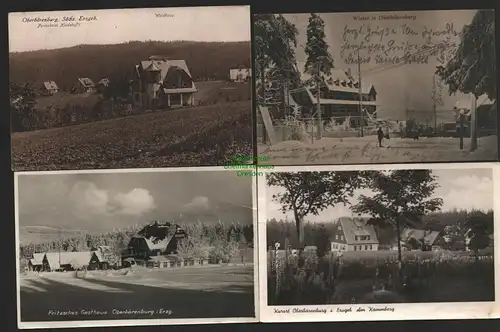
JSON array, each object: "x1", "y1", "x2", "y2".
[
  {"x1": 432, "y1": 74, "x2": 437, "y2": 134},
  {"x1": 470, "y1": 93, "x2": 478, "y2": 152},
  {"x1": 316, "y1": 61, "x2": 322, "y2": 139},
  {"x1": 357, "y1": 49, "x2": 364, "y2": 137}
]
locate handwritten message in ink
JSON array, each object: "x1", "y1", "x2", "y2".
[
  {"x1": 19, "y1": 15, "x2": 98, "y2": 28},
  {"x1": 340, "y1": 14, "x2": 460, "y2": 66}
]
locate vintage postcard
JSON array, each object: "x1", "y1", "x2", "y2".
[
  {"x1": 257, "y1": 163, "x2": 499, "y2": 322},
  {"x1": 9, "y1": 6, "x2": 253, "y2": 171},
  {"x1": 254, "y1": 10, "x2": 497, "y2": 165},
  {"x1": 15, "y1": 167, "x2": 258, "y2": 329}
]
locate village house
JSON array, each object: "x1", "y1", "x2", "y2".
[
  {"x1": 229, "y1": 68, "x2": 251, "y2": 82},
  {"x1": 330, "y1": 217, "x2": 379, "y2": 252},
  {"x1": 72, "y1": 77, "x2": 96, "y2": 94},
  {"x1": 31, "y1": 250, "x2": 113, "y2": 272},
  {"x1": 131, "y1": 56, "x2": 198, "y2": 110},
  {"x1": 98, "y1": 78, "x2": 111, "y2": 87},
  {"x1": 121, "y1": 221, "x2": 188, "y2": 267},
  {"x1": 395, "y1": 228, "x2": 445, "y2": 251},
  {"x1": 41, "y1": 81, "x2": 59, "y2": 95},
  {"x1": 27, "y1": 252, "x2": 45, "y2": 272},
  {"x1": 290, "y1": 68, "x2": 377, "y2": 128}
]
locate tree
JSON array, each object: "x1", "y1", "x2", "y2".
[
  {"x1": 267, "y1": 171, "x2": 368, "y2": 249},
  {"x1": 436, "y1": 10, "x2": 495, "y2": 100},
  {"x1": 10, "y1": 82, "x2": 37, "y2": 132},
  {"x1": 465, "y1": 209, "x2": 493, "y2": 255},
  {"x1": 254, "y1": 14, "x2": 301, "y2": 104},
  {"x1": 352, "y1": 170, "x2": 443, "y2": 270},
  {"x1": 304, "y1": 13, "x2": 334, "y2": 85}
]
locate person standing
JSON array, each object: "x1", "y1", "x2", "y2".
[{"x1": 377, "y1": 126, "x2": 384, "y2": 147}]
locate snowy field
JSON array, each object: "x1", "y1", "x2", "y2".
[{"x1": 258, "y1": 135, "x2": 497, "y2": 165}]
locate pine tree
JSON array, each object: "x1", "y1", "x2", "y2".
[{"x1": 304, "y1": 13, "x2": 334, "y2": 84}]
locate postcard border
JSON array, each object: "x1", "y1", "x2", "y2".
[
  {"x1": 15, "y1": 166, "x2": 259, "y2": 329},
  {"x1": 258, "y1": 162, "x2": 500, "y2": 322}
]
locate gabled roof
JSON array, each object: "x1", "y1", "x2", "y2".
[
  {"x1": 43, "y1": 81, "x2": 58, "y2": 90},
  {"x1": 337, "y1": 217, "x2": 379, "y2": 245},
  {"x1": 30, "y1": 252, "x2": 45, "y2": 265},
  {"x1": 133, "y1": 221, "x2": 187, "y2": 251},
  {"x1": 140, "y1": 59, "x2": 194, "y2": 82},
  {"x1": 78, "y1": 77, "x2": 96, "y2": 88},
  {"x1": 45, "y1": 251, "x2": 92, "y2": 269},
  {"x1": 400, "y1": 229, "x2": 441, "y2": 246}
]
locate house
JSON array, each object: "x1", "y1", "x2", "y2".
[
  {"x1": 89, "y1": 245, "x2": 117, "y2": 270},
  {"x1": 131, "y1": 56, "x2": 198, "y2": 109},
  {"x1": 27, "y1": 252, "x2": 45, "y2": 272},
  {"x1": 290, "y1": 68, "x2": 377, "y2": 128},
  {"x1": 121, "y1": 221, "x2": 188, "y2": 265},
  {"x1": 72, "y1": 77, "x2": 96, "y2": 93},
  {"x1": 43, "y1": 251, "x2": 93, "y2": 271},
  {"x1": 41, "y1": 81, "x2": 59, "y2": 95},
  {"x1": 229, "y1": 68, "x2": 251, "y2": 82},
  {"x1": 396, "y1": 228, "x2": 444, "y2": 251},
  {"x1": 330, "y1": 217, "x2": 379, "y2": 252},
  {"x1": 98, "y1": 78, "x2": 111, "y2": 87}
]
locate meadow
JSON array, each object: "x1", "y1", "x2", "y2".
[{"x1": 267, "y1": 248, "x2": 494, "y2": 305}]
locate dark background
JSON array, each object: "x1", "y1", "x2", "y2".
[{"x1": 2, "y1": 0, "x2": 500, "y2": 331}]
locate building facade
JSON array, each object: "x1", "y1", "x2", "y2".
[
  {"x1": 229, "y1": 68, "x2": 251, "y2": 82},
  {"x1": 41, "y1": 81, "x2": 59, "y2": 95},
  {"x1": 72, "y1": 77, "x2": 96, "y2": 94},
  {"x1": 131, "y1": 56, "x2": 197, "y2": 110},
  {"x1": 290, "y1": 69, "x2": 377, "y2": 127},
  {"x1": 330, "y1": 217, "x2": 379, "y2": 252}
]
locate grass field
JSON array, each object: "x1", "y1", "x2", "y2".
[
  {"x1": 20, "y1": 265, "x2": 255, "y2": 321},
  {"x1": 258, "y1": 135, "x2": 498, "y2": 164},
  {"x1": 12, "y1": 100, "x2": 252, "y2": 171}
]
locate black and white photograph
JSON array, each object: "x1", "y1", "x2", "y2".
[
  {"x1": 15, "y1": 169, "x2": 257, "y2": 328},
  {"x1": 9, "y1": 6, "x2": 252, "y2": 171},
  {"x1": 258, "y1": 165, "x2": 496, "y2": 321},
  {"x1": 254, "y1": 10, "x2": 497, "y2": 165}
]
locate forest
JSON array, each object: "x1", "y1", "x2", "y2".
[
  {"x1": 19, "y1": 221, "x2": 254, "y2": 264},
  {"x1": 9, "y1": 40, "x2": 251, "y2": 89}
]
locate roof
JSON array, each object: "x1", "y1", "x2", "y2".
[
  {"x1": 337, "y1": 217, "x2": 379, "y2": 245},
  {"x1": 98, "y1": 78, "x2": 111, "y2": 86},
  {"x1": 400, "y1": 229, "x2": 441, "y2": 246},
  {"x1": 78, "y1": 77, "x2": 96, "y2": 88},
  {"x1": 45, "y1": 251, "x2": 92, "y2": 269},
  {"x1": 43, "y1": 81, "x2": 58, "y2": 90},
  {"x1": 30, "y1": 252, "x2": 45, "y2": 265},
  {"x1": 300, "y1": 68, "x2": 374, "y2": 94},
  {"x1": 291, "y1": 87, "x2": 377, "y2": 106},
  {"x1": 140, "y1": 59, "x2": 194, "y2": 82},
  {"x1": 133, "y1": 221, "x2": 187, "y2": 251}
]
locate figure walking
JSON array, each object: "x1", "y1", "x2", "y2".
[{"x1": 377, "y1": 127, "x2": 384, "y2": 147}]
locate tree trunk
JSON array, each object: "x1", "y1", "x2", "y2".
[
  {"x1": 293, "y1": 208, "x2": 305, "y2": 249},
  {"x1": 260, "y1": 60, "x2": 267, "y2": 145},
  {"x1": 395, "y1": 216, "x2": 403, "y2": 277}
]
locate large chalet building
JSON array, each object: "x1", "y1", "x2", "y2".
[
  {"x1": 131, "y1": 56, "x2": 198, "y2": 110},
  {"x1": 290, "y1": 69, "x2": 377, "y2": 128},
  {"x1": 330, "y1": 217, "x2": 379, "y2": 252},
  {"x1": 121, "y1": 221, "x2": 188, "y2": 266}
]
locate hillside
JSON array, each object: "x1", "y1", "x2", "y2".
[{"x1": 9, "y1": 40, "x2": 251, "y2": 90}]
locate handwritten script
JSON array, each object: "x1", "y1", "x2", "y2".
[
  {"x1": 20, "y1": 15, "x2": 98, "y2": 29},
  {"x1": 340, "y1": 18, "x2": 460, "y2": 65}
]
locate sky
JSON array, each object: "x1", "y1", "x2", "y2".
[
  {"x1": 9, "y1": 6, "x2": 250, "y2": 52},
  {"x1": 284, "y1": 10, "x2": 493, "y2": 119},
  {"x1": 264, "y1": 168, "x2": 493, "y2": 223},
  {"x1": 17, "y1": 170, "x2": 254, "y2": 233}
]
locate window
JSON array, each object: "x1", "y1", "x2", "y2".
[
  {"x1": 337, "y1": 225, "x2": 341, "y2": 231},
  {"x1": 354, "y1": 246, "x2": 357, "y2": 251},
  {"x1": 365, "y1": 245, "x2": 368, "y2": 250},
  {"x1": 340, "y1": 235, "x2": 344, "y2": 241},
  {"x1": 335, "y1": 234, "x2": 339, "y2": 240},
  {"x1": 354, "y1": 236, "x2": 358, "y2": 241},
  {"x1": 369, "y1": 245, "x2": 372, "y2": 250}
]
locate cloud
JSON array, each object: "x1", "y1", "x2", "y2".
[
  {"x1": 183, "y1": 196, "x2": 210, "y2": 211},
  {"x1": 114, "y1": 188, "x2": 156, "y2": 216},
  {"x1": 67, "y1": 181, "x2": 156, "y2": 218},
  {"x1": 440, "y1": 175, "x2": 493, "y2": 212}
]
